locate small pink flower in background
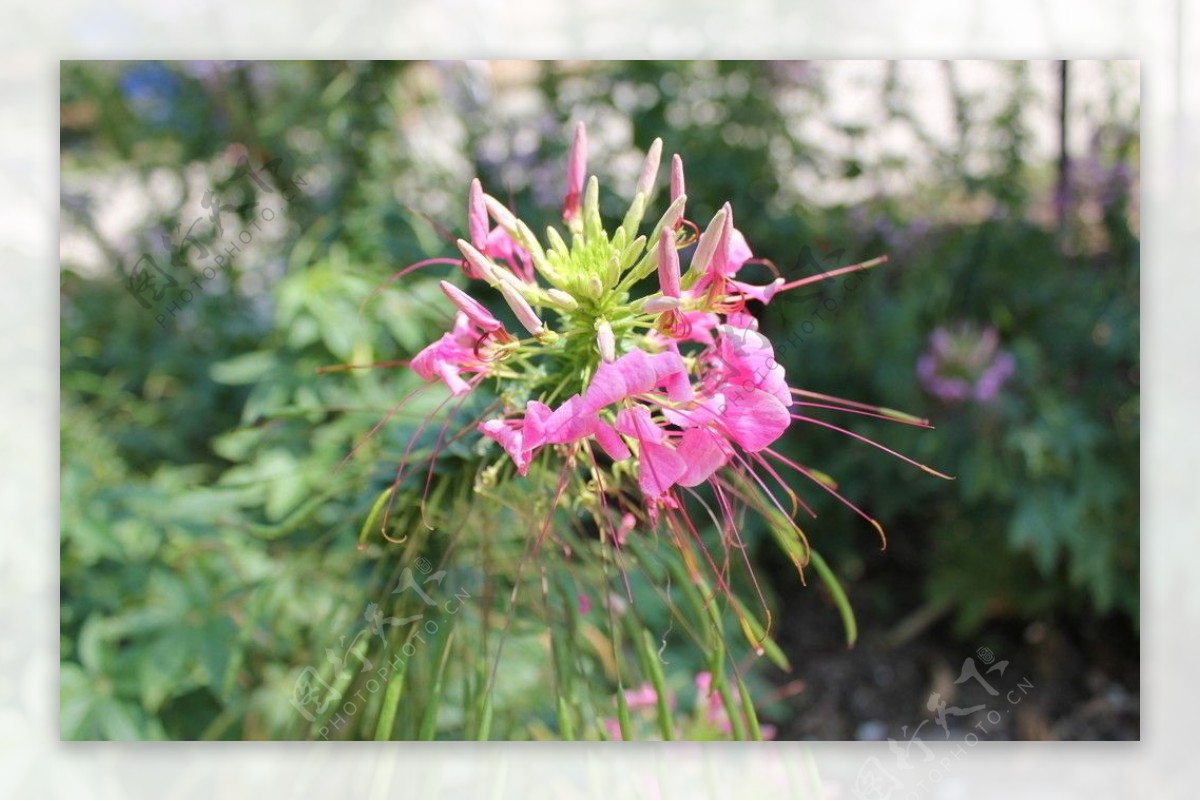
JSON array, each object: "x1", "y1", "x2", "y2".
[
  {"x1": 694, "y1": 672, "x2": 777, "y2": 740},
  {"x1": 624, "y1": 683, "x2": 659, "y2": 710},
  {"x1": 917, "y1": 323, "x2": 1016, "y2": 403}
]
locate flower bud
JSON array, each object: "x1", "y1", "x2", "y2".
[
  {"x1": 686, "y1": 206, "x2": 728, "y2": 280},
  {"x1": 545, "y1": 288, "x2": 579, "y2": 310},
  {"x1": 439, "y1": 280, "x2": 502, "y2": 332},
  {"x1": 498, "y1": 281, "x2": 546, "y2": 337},
  {"x1": 457, "y1": 239, "x2": 502, "y2": 285},
  {"x1": 643, "y1": 296, "x2": 682, "y2": 314},
  {"x1": 468, "y1": 178, "x2": 488, "y2": 249},
  {"x1": 636, "y1": 138, "x2": 663, "y2": 199},
  {"x1": 563, "y1": 121, "x2": 587, "y2": 228},
  {"x1": 483, "y1": 194, "x2": 518, "y2": 233},
  {"x1": 596, "y1": 320, "x2": 616, "y2": 362},
  {"x1": 657, "y1": 227, "x2": 681, "y2": 298},
  {"x1": 670, "y1": 154, "x2": 685, "y2": 206}
]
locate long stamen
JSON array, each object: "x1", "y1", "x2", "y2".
[
  {"x1": 792, "y1": 401, "x2": 934, "y2": 428},
  {"x1": 765, "y1": 447, "x2": 888, "y2": 549},
  {"x1": 358, "y1": 257, "x2": 464, "y2": 318},
  {"x1": 334, "y1": 381, "x2": 434, "y2": 474},
  {"x1": 315, "y1": 358, "x2": 410, "y2": 374},
  {"x1": 789, "y1": 387, "x2": 931, "y2": 426},
  {"x1": 791, "y1": 414, "x2": 954, "y2": 479},
  {"x1": 777, "y1": 255, "x2": 889, "y2": 293}
]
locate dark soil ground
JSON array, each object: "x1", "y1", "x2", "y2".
[{"x1": 758, "y1": 536, "x2": 1140, "y2": 742}]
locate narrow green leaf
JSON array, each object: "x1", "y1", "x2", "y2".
[
  {"x1": 374, "y1": 647, "x2": 410, "y2": 741},
  {"x1": 734, "y1": 672, "x2": 764, "y2": 741},
  {"x1": 417, "y1": 628, "x2": 456, "y2": 740},
  {"x1": 809, "y1": 549, "x2": 857, "y2": 647},
  {"x1": 634, "y1": 629, "x2": 673, "y2": 741}
]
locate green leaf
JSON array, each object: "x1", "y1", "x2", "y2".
[
  {"x1": 210, "y1": 350, "x2": 278, "y2": 386},
  {"x1": 198, "y1": 615, "x2": 238, "y2": 693}
]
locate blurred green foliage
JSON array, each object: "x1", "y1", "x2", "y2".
[{"x1": 60, "y1": 60, "x2": 1138, "y2": 739}]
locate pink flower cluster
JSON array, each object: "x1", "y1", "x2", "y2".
[
  {"x1": 406, "y1": 123, "x2": 806, "y2": 512},
  {"x1": 479, "y1": 327, "x2": 792, "y2": 504},
  {"x1": 399, "y1": 121, "x2": 922, "y2": 546}
]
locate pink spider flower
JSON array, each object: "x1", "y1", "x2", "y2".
[
  {"x1": 345, "y1": 121, "x2": 947, "y2": 665},
  {"x1": 408, "y1": 311, "x2": 504, "y2": 397}
]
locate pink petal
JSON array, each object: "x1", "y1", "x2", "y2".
[
  {"x1": 726, "y1": 228, "x2": 753, "y2": 272},
  {"x1": 435, "y1": 363, "x2": 471, "y2": 397},
  {"x1": 719, "y1": 388, "x2": 790, "y2": 452},
  {"x1": 648, "y1": 349, "x2": 693, "y2": 402},
  {"x1": 522, "y1": 400, "x2": 553, "y2": 450},
  {"x1": 542, "y1": 395, "x2": 598, "y2": 444},
  {"x1": 730, "y1": 277, "x2": 784, "y2": 304},
  {"x1": 582, "y1": 349, "x2": 657, "y2": 411},
  {"x1": 723, "y1": 310, "x2": 759, "y2": 332},
  {"x1": 478, "y1": 419, "x2": 530, "y2": 474},
  {"x1": 675, "y1": 428, "x2": 730, "y2": 487},
  {"x1": 615, "y1": 406, "x2": 665, "y2": 443},
  {"x1": 637, "y1": 440, "x2": 687, "y2": 499},
  {"x1": 593, "y1": 421, "x2": 631, "y2": 461},
  {"x1": 716, "y1": 326, "x2": 792, "y2": 409},
  {"x1": 662, "y1": 397, "x2": 723, "y2": 429},
  {"x1": 625, "y1": 683, "x2": 658, "y2": 709}
]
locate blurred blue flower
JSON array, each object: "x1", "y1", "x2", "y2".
[{"x1": 119, "y1": 62, "x2": 181, "y2": 124}]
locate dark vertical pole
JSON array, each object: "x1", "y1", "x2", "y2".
[{"x1": 1057, "y1": 60, "x2": 1070, "y2": 228}]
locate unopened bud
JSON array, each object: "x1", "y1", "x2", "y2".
[
  {"x1": 585, "y1": 274, "x2": 604, "y2": 299},
  {"x1": 657, "y1": 227, "x2": 681, "y2": 298},
  {"x1": 563, "y1": 122, "x2": 587, "y2": 228},
  {"x1": 596, "y1": 320, "x2": 616, "y2": 362},
  {"x1": 483, "y1": 194, "x2": 518, "y2": 233},
  {"x1": 670, "y1": 154, "x2": 685, "y2": 206},
  {"x1": 498, "y1": 281, "x2": 546, "y2": 337},
  {"x1": 687, "y1": 207, "x2": 727, "y2": 280},
  {"x1": 468, "y1": 178, "x2": 488, "y2": 248},
  {"x1": 636, "y1": 138, "x2": 663, "y2": 199},
  {"x1": 457, "y1": 239, "x2": 502, "y2": 286},
  {"x1": 439, "y1": 280, "x2": 502, "y2": 332},
  {"x1": 643, "y1": 296, "x2": 682, "y2": 314},
  {"x1": 546, "y1": 288, "x2": 579, "y2": 310}
]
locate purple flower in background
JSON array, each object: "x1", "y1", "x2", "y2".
[{"x1": 917, "y1": 324, "x2": 1016, "y2": 404}]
